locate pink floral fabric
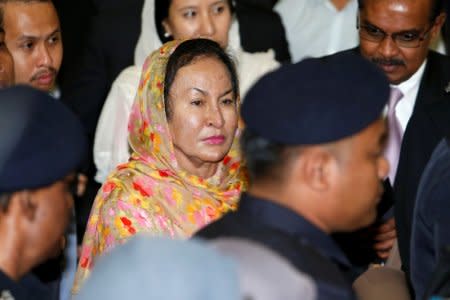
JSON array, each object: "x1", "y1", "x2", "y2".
[{"x1": 72, "y1": 40, "x2": 247, "y2": 293}]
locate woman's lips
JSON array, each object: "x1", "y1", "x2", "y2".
[{"x1": 203, "y1": 135, "x2": 225, "y2": 145}]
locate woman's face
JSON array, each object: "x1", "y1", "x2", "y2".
[
  {"x1": 167, "y1": 56, "x2": 238, "y2": 177},
  {"x1": 163, "y1": 0, "x2": 232, "y2": 48}
]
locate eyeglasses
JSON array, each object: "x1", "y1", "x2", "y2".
[{"x1": 357, "y1": 22, "x2": 435, "y2": 48}]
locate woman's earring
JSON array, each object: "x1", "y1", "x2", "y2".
[{"x1": 164, "y1": 32, "x2": 171, "y2": 38}]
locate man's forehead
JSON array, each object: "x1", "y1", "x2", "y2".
[
  {"x1": 3, "y1": 3, "x2": 60, "y2": 39},
  {"x1": 360, "y1": 0, "x2": 432, "y2": 23},
  {"x1": 3, "y1": 1, "x2": 59, "y2": 25}
]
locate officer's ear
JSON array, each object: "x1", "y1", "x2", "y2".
[{"x1": 295, "y1": 146, "x2": 334, "y2": 192}]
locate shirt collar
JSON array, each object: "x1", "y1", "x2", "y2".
[
  {"x1": 391, "y1": 59, "x2": 427, "y2": 95},
  {"x1": 238, "y1": 193, "x2": 351, "y2": 267}
]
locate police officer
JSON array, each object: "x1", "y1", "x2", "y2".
[
  {"x1": 0, "y1": 86, "x2": 86, "y2": 299},
  {"x1": 197, "y1": 51, "x2": 390, "y2": 299}
]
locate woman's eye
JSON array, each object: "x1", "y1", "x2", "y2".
[
  {"x1": 212, "y1": 4, "x2": 225, "y2": 14},
  {"x1": 191, "y1": 99, "x2": 203, "y2": 106},
  {"x1": 221, "y1": 98, "x2": 234, "y2": 105},
  {"x1": 183, "y1": 9, "x2": 197, "y2": 18}
]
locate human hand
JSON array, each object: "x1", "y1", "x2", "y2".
[{"x1": 373, "y1": 217, "x2": 396, "y2": 259}]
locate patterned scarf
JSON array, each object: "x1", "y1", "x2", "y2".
[{"x1": 73, "y1": 40, "x2": 247, "y2": 293}]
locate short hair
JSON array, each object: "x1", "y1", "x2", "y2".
[
  {"x1": 241, "y1": 129, "x2": 299, "y2": 183},
  {"x1": 164, "y1": 38, "x2": 239, "y2": 120},
  {"x1": 357, "y1": 0, "x2": 444, "y2": 21},
  {"x1": 0, "y1": 192, "x2": 12, "y2": 212},
  {"x1": 155, "y1": 0, "x2": 235, "y2": 44},
  {"x1": 0, "y1": 0, "x2": 53, "y2": 25}
]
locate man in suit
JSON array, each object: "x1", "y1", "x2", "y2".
[
  {"x1": 197, "y1": 51, "x2": 391, "y2": 299},
  {"x1": 352, "y1": 0, "x2": 450, "y2": 286}
]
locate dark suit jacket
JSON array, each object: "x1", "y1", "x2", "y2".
[
  {"x1": 330, "y1": 50, "x2": 450, "y2": 287},
  {"x1": 234, "y1": 0, "x2": 291, "y2": 63},
  {"x1": 196, "y1": 193, "x2": 356, "y2": 300},
  {"x1": 61, "y1": 1, "x2": 143, "y2": 145},
  {"x1": 410, "y1": 136, "x2": 450, "y2": 299},
  {"x1": 60, "y1": 0, "x2": 143, "y2": 248},
  {"x1": 393, "y1": 51, "x2": 450, "y2": 279}
]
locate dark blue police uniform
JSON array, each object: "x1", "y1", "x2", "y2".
[
  {"x1": 195, "y1": 50, "x2": 391, "y2": 300},
  {"x1": 410, "y1": 136, "x2": 450, "y2": 299},
  {"x1": 0, "y1": 270, "x2": 50, "y2": 300},
  {"x1": 197, "y1": 193, "x2": 356, "y2": 300}
]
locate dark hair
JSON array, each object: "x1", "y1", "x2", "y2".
[
  {"x1": 0, "y1": 192, "x2": 12, "y2": 212},
  {"x1": 357, "y1": 0, "x2": 444, "y2": 21},
  {"x1": 241, "y1": 129, "x2": 298, "y2": 183},
  {"x1": 155, "y1": 0, "x2": 235, "y2": 43},
  {"x1": 164, "y1": 38, "x2": 239, "y2": 119}
]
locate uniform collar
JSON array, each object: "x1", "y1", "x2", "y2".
[
  {"x1": 238, "y1": 193, "x2": 351, "y2": 268},
  {"x1": 0, "y1": 270, "x2": 49, "y2": 300}
]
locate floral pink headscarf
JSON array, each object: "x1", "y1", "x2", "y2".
[{"x1": 72, "y1": 40, "x2": 247, "y2": 293}]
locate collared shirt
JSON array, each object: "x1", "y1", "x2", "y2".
[
  {"x1": 196, "y1": 193, "x2": 355, "y2": 300},
  {"x1": 392, "y1": 60, "x2": 427, "y2": 133},
  {"x1": 0, "y1": 270, "x2": 50, "y2": 300},
  {"x1": 275, "y1": 0, "x2": 359, "y2": 62}
]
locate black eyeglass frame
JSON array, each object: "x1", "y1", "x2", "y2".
[{"x1": 356, "y1": 16, "x2": 436, "y2": 49}]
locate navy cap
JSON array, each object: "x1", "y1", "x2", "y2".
[
  {"x1": 242, "y1": 51, "x2": 390, "y2": 145},
  {"x1": 0, "y1": 85, "x2": 87, "y2": 193}
]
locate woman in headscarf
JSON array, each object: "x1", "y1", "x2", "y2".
[
  {"x1": 93, "y1": 0, "x2": 279, "y2": 183},
  {"x1": 72, "y1": 39, "x2": 247, "y2": 293}
]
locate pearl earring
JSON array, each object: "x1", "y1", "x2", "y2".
[{"x1": 164, "y1": 32, "x2": 171, "y2": 38}]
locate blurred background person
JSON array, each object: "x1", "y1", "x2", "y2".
[
  {"x1": 0, "y1": 86, "x2": 86, "y2": 299},
  {"x1": 75, "y1": 236, "x2": 317, "y2": 300},
  {"x1": 410, "y1": 135, "x2": 450, "y2": 299}
]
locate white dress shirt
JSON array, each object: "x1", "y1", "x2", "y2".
[
  {"x1": 392, "y1": 60, "x2": 427, "y2": 133},
  {"x1": 275, "y1": 0, "x2": 359, "y2": 62}
]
